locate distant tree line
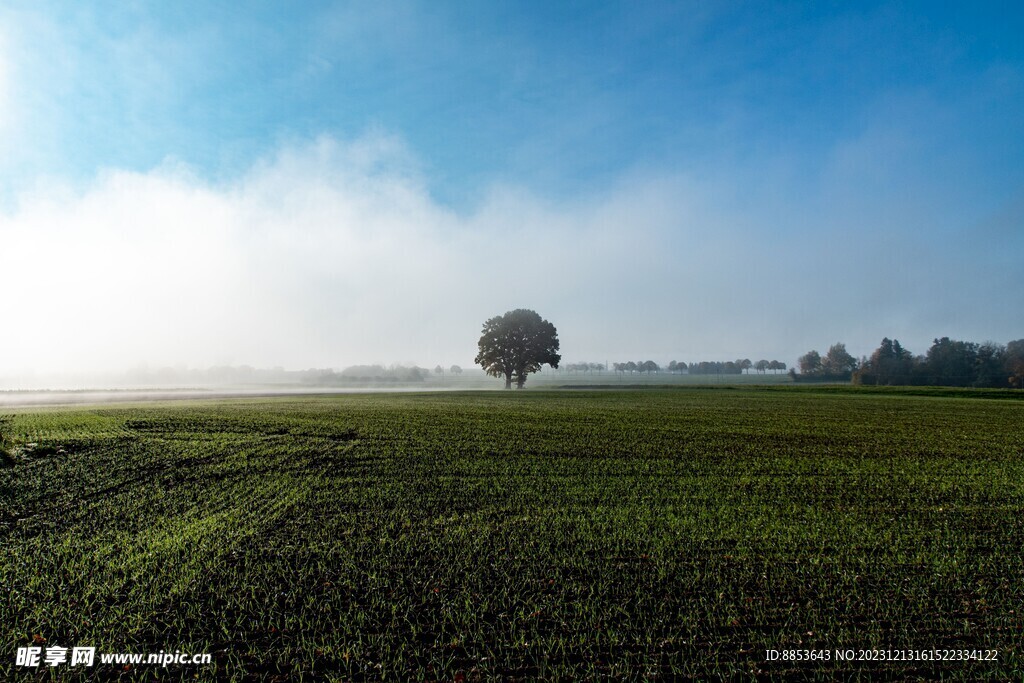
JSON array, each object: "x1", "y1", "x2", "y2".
[
  {"x1": 794, "y1": 343, "x2": 859, "y2": 381},
  {"x1": 795, "y1": 338, "x2": 1024, "y2": 388},
  {"x1": 565, "y1": 362, "x2": 607, "y2": 373},
  {"x1": 74, "y1": 363, "x2": 471, "y2": 389},
  {"x1": 308, "y1": 364, "x2": 431, "y2": 383},
  {"x1": 685, "y1": 359, "x2": 787, "y2": 375},
  {"x1": 107, "y1": 364, "x2": 436, "y2": 387},
  {"x1": 612, "y1": 361, "x2": 661, "y2": 374},
  {"x1": 601, "y1": 359, "x2": 786, "y2": 375}
]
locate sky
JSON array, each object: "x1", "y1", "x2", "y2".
[{"x1": 1, "y1": 0, "x2": 1023, "y2": 379}]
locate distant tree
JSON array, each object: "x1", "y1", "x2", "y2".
[
  {"x1": 768, "y1": 360, "x2": 781, "y2": 374},
  {"x1": 690, "y1": 361, "x2": 732, "y2": 376},
  {"x1": 475, "y1": 309, "x2": 560, "y2": 389},
  {"x1": 774, "y1": 361, "x2": 786, "y2": 374},
  {"x1": 755, "y1": 359, "x2": 769, "y2": 374},
  {"x1": 821, "y1": 343, "x2": 857, "y2": 377},
  {"x1": 640, "y1": 360, "x2": 659, "y2": 374},
  {"x1": 625, "y1": 361, "x2": 638, "y2": 374},
  {"x1": 338, "y1": 364, "x2": 425, "y2": 382},
  {"x1": 449, "y1": 365, "x2": 463, "y2": 375},
  {"x1": 565, "y1": 362, "x2": 599, "y2": 373},
  {"x1": 1006, "y1": 339, "x2": 1024, "y2": 389},
  {"x1": 668, "y1": 360, "x2": 678, "y2": 374},
  {"x1": 434, "y1": 364, "x2": 445, "y2": 376},
  {"x1": 924, "y1": 337, "x2": 978, "y2": 387},
  {"x1": 798, "y1": 350, "x2": 822, "y2": 375},
  {"x1": 849, "y1": 336, "x2": 1024, "y2": 388},
  {"x1": 854, "y1": 338, "x2": 916, "y2": 385},
  {"x1": 974, "y1": 343, "x2": 1005, "y2": 388}
]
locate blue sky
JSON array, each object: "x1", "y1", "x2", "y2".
[{"x1": 1, "y1": 1, "x2": 1023, "y2": 377}]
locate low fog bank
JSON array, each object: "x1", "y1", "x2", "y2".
[
  {"x1": 0, "y1": 364, "x2": 496, "y2": 392},
  {"x1": 0, "y1": 360, "x2": 801, "y2": 407},
  {"x1": 0, "y1": 364, "x2": 502, "y2": 407},
  {"x1": 0, "y1": 360, "x2": 787, "y2": 393}
]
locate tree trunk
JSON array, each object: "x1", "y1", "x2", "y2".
[{"x1": 504, "y1": 371, "x2": 512, "y2": 390}]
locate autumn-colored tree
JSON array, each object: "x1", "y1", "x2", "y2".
[
  {"x1": 798, "y1": 350, "x2": 822, "y2": 375},
  {"x1": 822, "y1": 343, "x2": 858, "y2": 376}
]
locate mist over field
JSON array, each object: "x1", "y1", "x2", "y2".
[{"x1": 0, "y1": 2, "x2": 1022, "y2": 387}]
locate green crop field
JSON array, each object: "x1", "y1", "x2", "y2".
[{"x1": 1, "y1": 388, "x2": 1022, "y2": 681}]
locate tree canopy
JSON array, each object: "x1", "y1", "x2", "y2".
[
  {"x1": 475, "y1": 309, "x2": 560, "y2": 389},
  {"x1": 798, "y1": 350, "x2": 822, "y2": 375},
  {"x1": 822, "y1": 343, "x2": 858, "y2": 376}
]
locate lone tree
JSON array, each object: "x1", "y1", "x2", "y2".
[
  {"x1": 0, "y1": 415, "x2": 12, "y2": 467},
  {"x1": 475, "y1": 309, "x2": 560, "y2": 389}
]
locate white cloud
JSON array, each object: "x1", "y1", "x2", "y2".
[
  {"x1": 0, "y1": 135, "x2": 736, "y2": 375},
  {"x1": 1, "y1": 132, "x2": 1020, "y2": 381},
  {"x1": 0, "y1": 28, "x2": 13, "y2": 140}
]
